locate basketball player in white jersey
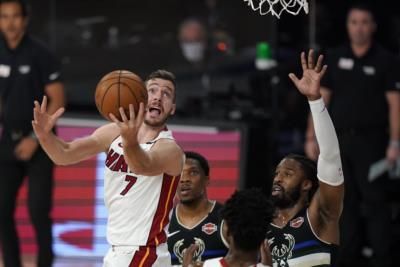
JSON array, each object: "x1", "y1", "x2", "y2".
[{"x1": 32, "y1": 70, "x2": 184, "y2": 267}]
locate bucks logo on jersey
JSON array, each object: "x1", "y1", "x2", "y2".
[
  {"x1": 173, "y1": 237, "x2": 206, "y2": 264},
  {"x1": 269, "y1": 233, "x2": 295, "y2": 267}
]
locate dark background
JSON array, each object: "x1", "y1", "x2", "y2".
[
  {"x1": 20, "y1": 0, "x2": 400, "y2": 185},
  {"x1": 5, "y1": 0, "x2": 400, "y2": 259}
]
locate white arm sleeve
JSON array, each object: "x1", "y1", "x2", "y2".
[{"x1": 309, "y1": 98, "x2": 344, "y2": 186}]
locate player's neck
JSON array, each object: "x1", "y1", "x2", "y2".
[
  {"x1": 137, "y1": 123, "x2": 165, "y2": 143},
  {"x1": 178, "y1": 198, "x2": 212, "y2": 227},
  {"x1": 223, "y1": 248, "x2": 259, "y2": 267},
  {"x1": 6, "y1": 32, "x2": 25, "y2": 50},
  {"x1": 351, "y1": 41, "x2": 372, "y2": 58},
  {"x1": 274, "y1": 198, "x2": 307, "y2": 227}
]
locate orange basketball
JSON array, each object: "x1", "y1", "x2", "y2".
[{"x1": 95, "y1": 70, "x2": 147, "y2": 121}]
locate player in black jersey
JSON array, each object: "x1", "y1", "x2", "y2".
[
  {"x1": 267, "y1": 50, "x2": 344, "y2": 267},
  {"x1": 168, "y1": 151, "x2": 228, "y2": 266}
]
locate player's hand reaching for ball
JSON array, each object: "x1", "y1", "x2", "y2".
[
  {"x1": 289, "y1": 49, "x2": 327, "y2": 101},
  {"x1": 32, "y1": 95, "x2": 65, "y2": 140},
  {"x1": 109, "y1": 103, "x2": 145, "y2": 147}
]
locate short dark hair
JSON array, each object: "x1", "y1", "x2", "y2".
[
  {"x1": 185, "y1": 151, "x2": 210, "y2": 177},
  {"x1": 145, "y1": 69, "x2": 176, "y2": 102},
  {"x1": 0, "y1": 0, "x2": 29, "y2": 17},
  {"x1": 221, "y1": 188, "x2": 274, "y2": 252},
  {"x1": 347, "y1": 2, "x2": 375, "y2": 22},
  {"x1": 145, "y1": 69, "x2": 176, "y2": 88},
  {"x1": 284, "y1": 154, "x2": 318, "y2": 200}
]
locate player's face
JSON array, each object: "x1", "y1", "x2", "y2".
[
  {"x1": 0, "y1": 2, "x2": 27, "y2": 43},
  {"x1": 144, "y1": 78, "x2": 176, "y2": 127},
  {"x1": 178, "y1": 158, "x2": 209, "y2": 204},
  {"x1": 347, "y1": 9, "x2": 376, "y2": 46},
  {"x1": 271, "y1": 158, "x2": 307, "y2": 208}
]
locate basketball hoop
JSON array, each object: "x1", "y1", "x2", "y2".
[{"x1": 243, "y1": 0, "x2": 309, "y2": 19}]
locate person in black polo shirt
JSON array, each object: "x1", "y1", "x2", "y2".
[
  {"x1": 168, "y1": 151, "x2": 228, "y2": 266},
  {"x1": 304, "y1": 4, "x2": 400, "y2": 267},
  {"x1": 0, "y1": 1, "x2": 65, "y2": 267}
]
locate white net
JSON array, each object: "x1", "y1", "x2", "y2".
[{"x1": 243, "y1": 0, "x2": 309, "y2": 19}]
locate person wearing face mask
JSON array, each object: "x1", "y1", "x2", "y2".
[
  {"x1": 179, "y1": 19, "x2": 208, "y2": 64},
  {"x1": 168, "y1": 17, "x2": 234, "y2": 118}
]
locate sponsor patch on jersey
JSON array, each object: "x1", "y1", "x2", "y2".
[
  {"x1": 290, "y1": 216, "x2": 304, "y2": 228},
  {"x1": 202, "y1": 222, "x2": 217, "y2": 235},
  {"x1": 19, "y1": 65, "x2": 31, "y2": 74},
  {"x1": 49, "y1": 72, "x2": 60, "y2": 81},
  {"x1": 363, "y1": 66, "x2": 375, "y2": 75},
  {"x1": 338, "y1": 58, "x2": 354, "y2": 70},
  {"x1": 0, "y1": 64, "x2": 11, "y2": 77}
]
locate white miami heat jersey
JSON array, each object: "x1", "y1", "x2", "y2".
[{"x1": 104, "y1": 129, "x2": 180, "y2": 246}]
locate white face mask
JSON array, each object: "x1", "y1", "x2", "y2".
[{"x1": 180, "y1": 42, "x2": 205, "y2": 63}]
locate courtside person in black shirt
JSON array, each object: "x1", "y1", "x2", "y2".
[
  {"x1": 304, "y1": 4, "x2": 400, "y2": 267},
  {"x1": 0, "y1": 1, "x2": 65, "y2": 266}
]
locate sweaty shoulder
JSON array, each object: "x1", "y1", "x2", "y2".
[{"x1": 92, "y1": 123, "x2": 120, "y2": 152}]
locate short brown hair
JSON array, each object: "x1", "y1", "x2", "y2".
[{"x1": 145, "y1": 69, "x2": 177, "y2": 101}]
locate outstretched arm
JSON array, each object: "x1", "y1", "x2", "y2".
[
  {"x1": 289, "y1": 50, "x2": 344, "y2": 243},
  {"x1": 32, "y1": 96, "x2": 117, "y2": 165}
]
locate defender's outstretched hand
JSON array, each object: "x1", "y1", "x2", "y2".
[
  {"x1": 289, "y1": 49, "x2": 327, "y2": 101},
  {"x1": 32, "y1": 95, "x2": 65, "y2": 140},
  {"x1": 109, "y1": 102, "x2": 145, "y2": 147}
]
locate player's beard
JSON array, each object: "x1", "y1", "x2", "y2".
[
  {"x1": 144, "y1": 112, "x2": 169, "y2": 128},
  {"x1": 271, "y1": 184, "x2": 302, "y2": 209},
  {"x1": 179, "y1": 190, "x2": 205, "y2": 206}
]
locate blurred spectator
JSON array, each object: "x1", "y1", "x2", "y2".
[
  {"x1": 168, "y1": 151, "x2": 228, "y2": 266},
  {"x1": 168, "y1": 17, "x2": 235, "y2": 118},
  {"x1": 304, "y1": 3, "x2": 400, "y2": 267},
  {"x1": 0, "y1": 0, "x2": 65, "y2": 266}
]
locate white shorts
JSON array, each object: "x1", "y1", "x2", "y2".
[{"x1": 103, "y1": 243, "x2": 172, "y2": 267}]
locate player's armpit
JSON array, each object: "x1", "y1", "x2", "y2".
[
  {"x1": 314, "y1": 182, "x2": 344, "y2": 222},
  {"x1": 308, "y1": 182, "x2": 344, "y2": 244}
]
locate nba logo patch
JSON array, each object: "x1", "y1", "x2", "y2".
[
  {"x1": 202, "y1": 223, "x2": 217, "y2": 235},
  {"x1": 290, "y1": 217, "x2": 304, "y2": 228}
]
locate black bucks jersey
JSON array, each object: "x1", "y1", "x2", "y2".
[
  {"x1": 267, "y1": 208, "x2": 338, "y2": 267},
  {"x1": 168, "y1": 201, "x2": 228, "y2": 266}
]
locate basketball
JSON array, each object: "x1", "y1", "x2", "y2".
[{"x1": 95, "y1": 70, "x2": 148, "y2": 121}]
